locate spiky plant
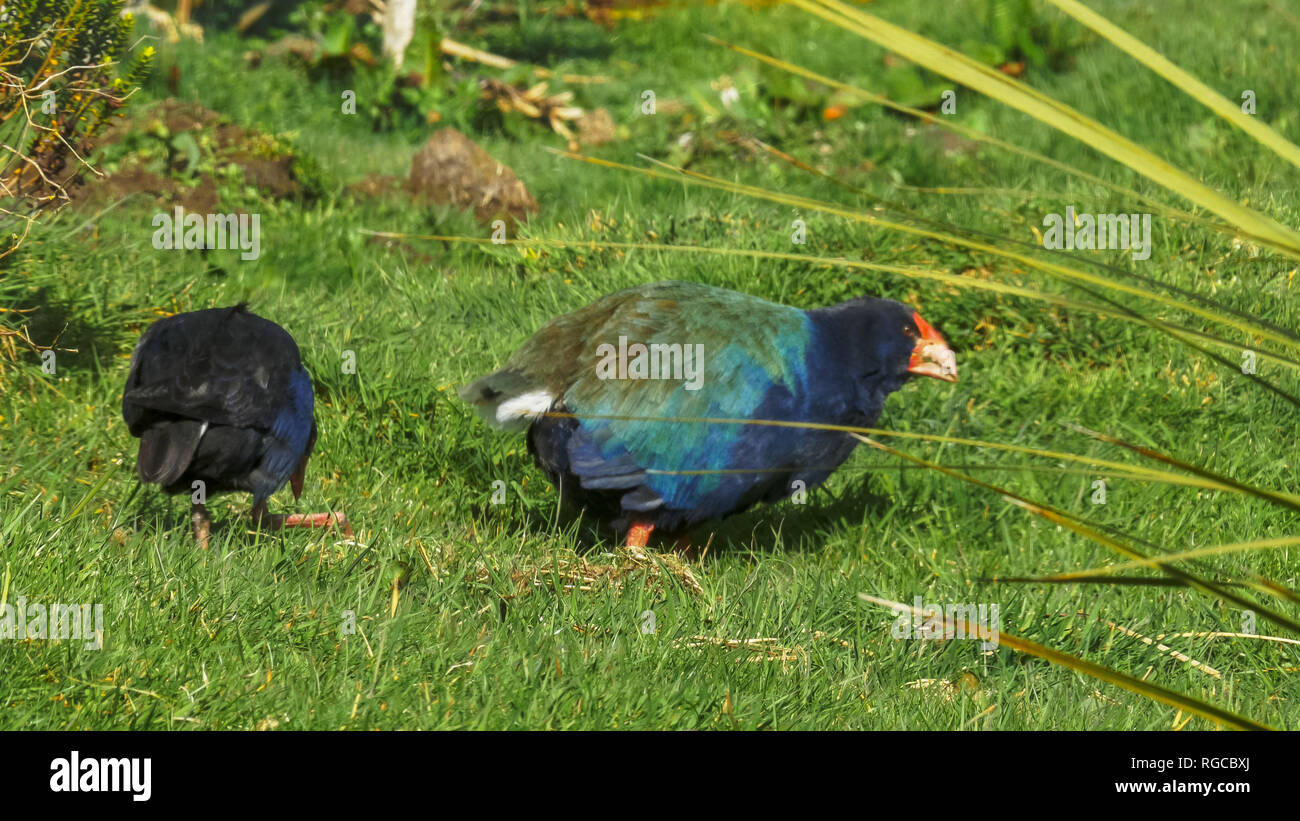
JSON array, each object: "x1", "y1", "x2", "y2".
[{"x1": 0, "y1": 0, "x2": 152, "y2": 379}]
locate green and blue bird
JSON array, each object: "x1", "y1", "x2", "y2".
[{"x1": 461, "y1": 281, "x2": 957, "y2": 547}]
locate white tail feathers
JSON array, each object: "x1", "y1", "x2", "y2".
[
  {"x1": 491, "y1": 390, "x2": 554, "y2": 430},
  {"x1": 459, "y1": 368, "x2": 553, "y2": 432}
]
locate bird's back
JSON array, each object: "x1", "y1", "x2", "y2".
[
  {"x1": 122, "y1": 306, "x2": 315, "y2": 500},
  {"x1": 123, "y1": 305, "x2": 304, "y2": 433}
]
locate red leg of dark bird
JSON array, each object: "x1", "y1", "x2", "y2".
[
  {"x1": 251, "y1": 501, "x2": 352, "y2": 538},
  {"x1": 626, "y1": 521, "x2": 654, "y2": 549},
  {"x1": 282, "y1": 512, "x2": 353, "y2": 538},
  {"x1": 191, "y1": 502, "x2": 211, "y2": 550}
]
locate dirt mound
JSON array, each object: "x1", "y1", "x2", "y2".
[
  {"x1": 404, "y1": 128, "x2": 538, "y2": 225},
  {"x1": 69, "y1": 100, "x2": 314, "y2": 210}
]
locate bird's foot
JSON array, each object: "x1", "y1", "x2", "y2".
[
  {"x1": 626, "y1": 521, "x2": 655, "y2": 549},
  {"x1": 626, "y1": 524, "x2": 702, "y2": 559},
  {"x1": 191, "y1": 503, "x2": 211, "y2": 550}
]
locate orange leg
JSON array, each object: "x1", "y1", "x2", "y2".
[
  {"x1": 252, "y1": 501, "x2": 353, "y2": 538},
  {"x1": 626, "y1": 521, "x2": 655, "y2": 548},
  {"x1": 282, "y1": 512, "x2": 353, "y2": 538}
]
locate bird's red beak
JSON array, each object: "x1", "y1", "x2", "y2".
[{"x1": 907, "y1": 311, "x2": 958, "y2": 383}]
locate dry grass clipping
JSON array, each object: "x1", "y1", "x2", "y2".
[{"x1": 486, "y1": 546, "x2": 703, "y2": 599}]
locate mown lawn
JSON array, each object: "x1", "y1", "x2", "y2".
[{"x1": 1, "y1": 0, "x2": 1297, "y2": 729}]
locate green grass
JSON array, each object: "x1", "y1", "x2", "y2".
[{"x1": 1, "y1": 0, "x2": 1296, "y2": 729}]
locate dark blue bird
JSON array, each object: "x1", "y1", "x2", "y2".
[
  {"x1": 122, "y1": 305, "x2": 350, "y2": 547},
  {"x1": 460, "y1": 281, "x2": 957, "y2": 548}
]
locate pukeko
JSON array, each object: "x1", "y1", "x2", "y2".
[
  {"x1": 461, "y1": 281, "x2": 956, "y2": 548},
  {"x1": 122, "y1": 305, "x2": 350, "y2": 548}
]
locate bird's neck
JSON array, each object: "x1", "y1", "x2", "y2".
[{"x1": 803, "y1": 304, "x2": 905, "y2": 426}]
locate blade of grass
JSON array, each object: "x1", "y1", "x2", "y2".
[
  {"x1": 1045, "y1": 0, "x2": 1300, "y2": 171},
  {"x1": 800, "y1": 0, "x2": 1300, "y2": 257},
  {"x1": 465, "y1": 405, "x2": 1300, "y2": 505},
  {"x1": 705, "y1": 35, "x2": 1215, "y2": 231},
  {"x1": 735, "y1": 133, "x2": 1300, "y2": 350},
  {"x1": 859, "y1": 593, "x2": 1271, "y2": 729},
  {"x1": 549, "y1": 149, "x2": 1300, "y2": 356},
  {"x1": 1050, "y1": 277, "x2": 1300, "y2": 409},
  {"x1": 629, "y1": 149, "x2": 1300, "y2": 399},
  {"x1": 1065, "y1": 423, "x2": 1300, "y2": 513},
  {"x1": 852, "y1": 433, "x2": 1300, "y2": 636},
  {"x1": 1105, "y1": 620, "x2": 1222, "y2": 679},
  {"x1": 59, "y1": 462, "x2": 117, "y2": 524},
  {"x1": 981, "y1": 574, "x2": 1241, "y2": 587},
  {"x1": 372, "y1": 229, "x2": 1300, "y2": 371},
  {"x1": 645, "y1": 463, "x2": 1183, "y2": 484},
  {"x1": 1085, "y1": 523, "x2": 1300, "y2": 608},
  {"x1": 1025, "y1": 536, "x2": 1300, "y2": 581}
]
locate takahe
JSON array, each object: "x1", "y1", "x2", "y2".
[
  {"x1": 461, "y1": 281, "x2": 956, "y2": 547},
  {"x1": 122, "y1": 305, "x2": 350, "y2": 547}
]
